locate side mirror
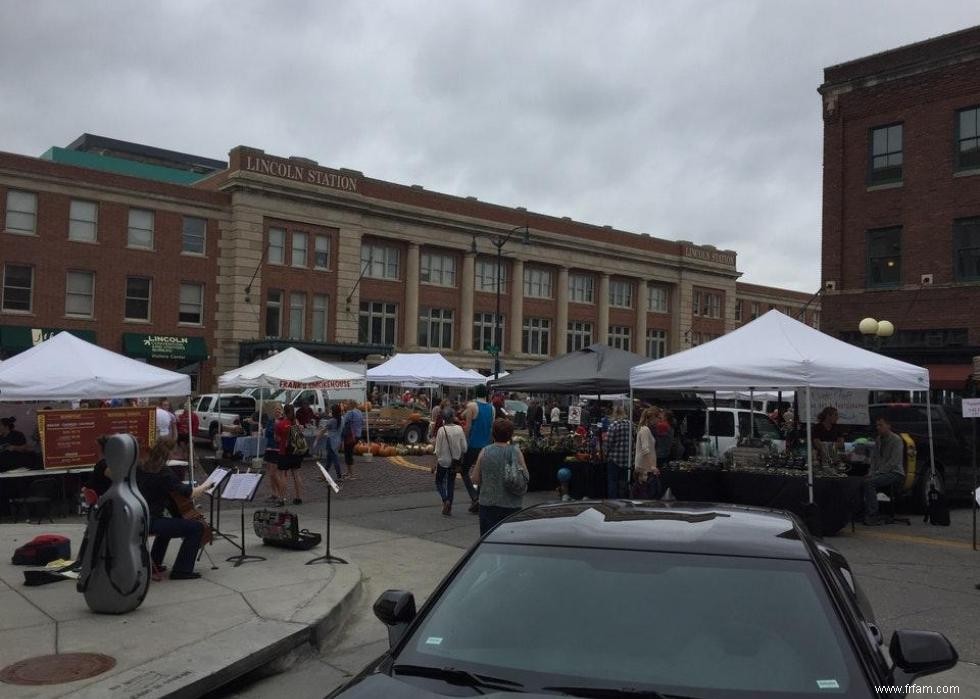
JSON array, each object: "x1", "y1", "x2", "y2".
[
  {"x1": 889, "y1": 630, "x2": 958, "y2": 681},
  {"x1": 373, "y1": 590, "x2": 417, "y2": 649}
]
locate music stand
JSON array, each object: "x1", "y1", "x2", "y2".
[
  {"x1": 307, "y1": 462, "x2": 347, "y2": 565},
  {"x1": 204, "y1": 467, "x2": 237, "y2": 544},
  {"x1": 221, "y1": 472, "x2": 266, "y2": 567}
]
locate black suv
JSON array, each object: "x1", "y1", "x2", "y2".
[{"x1": 848, "y1": 403, "x2": 974, "y2": 509}]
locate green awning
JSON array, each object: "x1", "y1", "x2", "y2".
[
  {"x1": 122, "y1": 333, "x2": 209, "y2": 361},
  {"x1": 0, "y1": 326, "x2": 96, "y2": 354}
]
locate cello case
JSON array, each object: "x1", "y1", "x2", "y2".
[{"x1": 77, "y1": 433, "x2": 151, "y2": 614}]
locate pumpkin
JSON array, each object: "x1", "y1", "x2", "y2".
[
  {"x1": 408, "y1": 412, "x2": 422, "y2": 422},
  {"x1": 385, "y1": 446, "x2": 398, "y2": 457},
  {"x1": 370, "y1": 443, "x2": 382, "y2": 456},
  {"x1": 360, "y1": 401, "x2": 373, "y2": 412},
  {"x1": 575, "y1": 452, "x2": 590, "y2": 461},
  {"x1": 353, "y1": 443, "x2": 367, "y2": 456}
]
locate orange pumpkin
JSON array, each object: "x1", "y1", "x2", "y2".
[
  {"x1": 370, "y1": 443, "x2": 382, "y2": 456},
  {"x1": 354, "y1": 443, "x2": 367, "y2": 456},
  {"x1": 575, "y1": 452, "x2": 590, "y2": 461},
  {"x1": 384, "y1": 446, "x2": 397, "y2": 457}
]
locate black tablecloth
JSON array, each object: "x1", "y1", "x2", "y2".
[
  {"x1": 660, "y1": 469, "x2": 863, "y2": 536},
  {"x1": 565, "y1": 461, "x2": 606, "y2": 500},
  {"x1": 523, "y1": 452, "x2": 572, "y2": 491}
]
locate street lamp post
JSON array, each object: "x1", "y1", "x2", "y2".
[
  {"x1": 471, "y1": 225, "x2": 530, "y2": 379},
  {"x1": 858, "y1": 317, "x2": 895, "y2": 352}
]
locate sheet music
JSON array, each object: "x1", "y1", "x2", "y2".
[
  {"x1": 221, "y1": 472, "x2": 263, "y2": 501},
  {"x1": 203, "y1": 467, "x2": 230, "y2": 495},
  {"x1": 317, "y1": 462, "x2": 340, "y2": 493}
]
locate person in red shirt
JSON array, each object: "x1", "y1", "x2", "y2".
[
  {"x1": 295, "y1": 399, "x2": 315, "y2": 427},
  {"x1": 175, "y1": 408, "x2": 200, "y2": 461},
  {"x1": 275, "y1": 404, "x2": 304, "y2": 506}
]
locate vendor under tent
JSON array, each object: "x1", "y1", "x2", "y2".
[
  {"x1": 217, "y1": 347, "x2": 368, "y2": 452},
  {"x1": 366, "y1": 353, "x2": 485, "y2": 387},
  {"x1": 0, "y1": 331, "x2": 193, "y2": 480},
  {"x1": 628, "y1": 310, "x2": 933, "y2": 509}
]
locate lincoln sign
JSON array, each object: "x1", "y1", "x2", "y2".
[{"x1": 244, "y1": 154, "x2": 358, "y2": 193}]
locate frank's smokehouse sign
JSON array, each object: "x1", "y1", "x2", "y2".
[{"x1": 244, "y1": 154, "x2": 358, "y2": 193}]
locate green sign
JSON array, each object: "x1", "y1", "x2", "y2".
[
  {"x1": 484, "y1": 344, "x2": 500, "y2": 355},
  {"x1": 0, "y1": 326, "x2": 96, "y2": 354},
  {"x1": 122, "y1": 333, "x2": 208, "y2": 361}
]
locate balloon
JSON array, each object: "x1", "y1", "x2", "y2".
[{"x1": 557, "y1": 467, "x2": 572, "y2": 483}]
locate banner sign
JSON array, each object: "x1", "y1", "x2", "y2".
[
  {"x1": 805, "y1": 388, "x2": 870, "y2": 425},
  {"x1": 962, "y1": 398, "x2": 980, "y2": 419},
  {"x1": 278, "y1": 379, "x2": 364, "y2": 390},
  {"x1": 37, "y1": 408, "x2": 156, "y2": 469},
  {"x1": 567, "y1": 406, "x2": 582, "y2": 426}
]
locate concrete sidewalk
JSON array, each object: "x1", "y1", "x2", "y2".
[{"x1": 0, "y1": 520, "x2": 362, "y2": 699}]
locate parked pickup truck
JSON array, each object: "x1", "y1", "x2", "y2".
[{"x1": 190, "y1": 394, "x2": 256, "y2": 440}]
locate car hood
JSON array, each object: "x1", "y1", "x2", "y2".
[{"x1": 333, "y1": 673, "x2": 557, "y2": 698}]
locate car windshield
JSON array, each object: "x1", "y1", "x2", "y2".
[{"x1": 396, "y1": 544, "x2": 871, "y2": 698}]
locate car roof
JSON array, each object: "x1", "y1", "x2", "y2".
[{"x1": 484, "y1": 501, "x2": 813, "y2": 560}]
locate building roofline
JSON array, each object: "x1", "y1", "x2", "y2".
[
  {"x1": 736, "y1": 281, "x2": 816, "y2": 301},
  {"x1": 66, "y1": 133, "x2": 227, "y2": 172}
]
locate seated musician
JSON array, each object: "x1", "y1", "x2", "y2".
[
  {"x1": 136, "y1": 438, "x2": 209, "y2": 580},
  {"x1": 0, "y1": 416, "x2": 40, "y2": 472},
  {"x1": 89, "y1": 434, "x2": 113, "y2": 497}
]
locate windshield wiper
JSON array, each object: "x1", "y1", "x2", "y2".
[
  {"x1": 542, "y1": 686, "x2": 698, "y2": 699},
  {"x1": 392, "y1": 663, "x2": 525, "y2": 693}
]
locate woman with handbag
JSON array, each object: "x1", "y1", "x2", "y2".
[
  {"x1": 470, "y1": 419, "x2": 529, "y2": 535},
  {"x1": 433, "y1": 409, "x2": 467, "y2": 516},
  {"x1": 633, "y1": 407, "x2": 662, "y2": 499}
]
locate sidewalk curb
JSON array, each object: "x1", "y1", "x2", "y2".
[{"x1": 65, "y1": 563, "x2": 364, "y2": 699}]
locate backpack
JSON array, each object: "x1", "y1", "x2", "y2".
[
  {"x1": 286, "y1": 424, "x2": 309, "y2": 456},
  {"x1": 924, "y1": 486, "x2": 950, "y2": 526},
  {"x1": 12, "y1": 534, "x2": 71, "y2": 566},
  {"x1": 502, "y1": 445, "x2": 529, "y2": 497}
]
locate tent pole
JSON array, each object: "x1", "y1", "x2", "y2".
[
  {"x1": 926, "y1": 389, "x2": 937, "y2": 485},
  {"x1": 256, "y1": 395, "x2": 263, "y2": 468},
  {"x1": 186, "y1": 396, "x2": 195, "y2": 486},
  {"x1": 805, "y1": 386, "x2": 814, "y2": 504},
  {"x1": 713, "y1": 391, "x2": 719, "y2": 457},
  {"x1": 628, "y1": 388, "x2": 634, "y2": 486},
  {"x1": 750, "y1": 388, "x2": 755, "y2": 441}
]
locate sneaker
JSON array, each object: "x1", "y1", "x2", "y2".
[
  {"x1": 169, "y1": 571, "x2": 202, "y2": 580},
  {"x1": 293, "y1": 498, "x2": 303, "y2": 505},
  {"x1": 442, "y1": 502, "x2": 452, "y2": 517},
  {"x1": 468, "y1": 501, "x2": 480, "y2": 514}
]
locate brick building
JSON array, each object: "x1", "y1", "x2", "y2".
[
  {"x1": 819, "y1": 25, "x2": 980, "y2": 391},
  {"x1": 733, "y1": 282, "x2": 819, "y2": 330},
  {"x1": 2, "y1": 134, "x2": 816, "y2": 391}
]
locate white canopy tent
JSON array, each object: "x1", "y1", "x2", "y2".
[
  {"x1": 629, "y1": 311, "x2": 933, "y2": 503},
  {"x1": 0, "y1": 332, "x2": 194, "y2": 477},
  {"x1": 367, "y1": 353, "x2": 486, "y2": 387}
]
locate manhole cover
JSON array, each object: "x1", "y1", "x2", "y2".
[{"x1": 0, "y1": 653, "x2": 116, "y2": 685}]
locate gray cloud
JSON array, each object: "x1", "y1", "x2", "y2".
[{"x1": 2, "y1": 0, "x2": 977, "y2": 292}]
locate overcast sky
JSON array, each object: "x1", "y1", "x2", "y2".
[{"x1": 2, "y1": 1, "x2": 978, "y2": 292}]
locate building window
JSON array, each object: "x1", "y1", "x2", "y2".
[
  {"x1": 568, "y1": 274, "x2": 594, "y2": 303},
  {"x1": 359, "y1": 302, "x2": 397, "y2": 344},
  {"x1": 179, "y1": 283, "x2": 204, "y2": 325},
  {"x1": 609, "y1": 279, "x2": 633, "y2": 308},
  {"x1": 693, "y1": 290, "x2": 723, "y2": 318},
  {"x1": 292, "y1": 231, "x2": 308, "y2": 268},
  {"x1": 523, "y1": 268, "x2": 553, "y2": 299},
  {"x1": 646, "y1": 329, "x2": 667, "y2": 359},
  {"x1": 182, "y1": 216, "x2": 206, "y2": 254},
  {"x1": 128, "y1": 208, "x2": 154, "y2": 249},
  {"x1": 265, "y1": 290, "x2": 282, "y2": 337},
  {"x1": 268, "y1": 227, "x2": 285, "y2": 265},
  {"x1": 5, "y1": 190, "x2": 36, "y2": 234},
  {"x1": 2, "y1": 264, "x2": 33, "y2": 312},
  {"x1": 361, "y1": 243, "x2": 399, "y2": 279},
  {"x1": 522, "y1": 318, "x2": 550, "y2": 355},
  {"x1": 475, "y1": 259, "x2": 506, "y2": 292},
  {"x1": 867, "y1": 227, "x2": 902, "y2": 288},
  {"x1": 734, "y1": 300, "x2": 743, "y2": 322},
  {"x1": 691, "y1": 331, "x2": 718, "y2": 347},
  {"x1": 125, "y1": 277, "x2": 151, "y2": 321},
  {"x1": 869, "y1": 123, "x2": 903, "y2": 185},
  {"x1": 473, "y1": 312, "x2": 504, "y2": 352},
  {"x1": 607, "y1": 325, "x2": 631, "y2": 351},
  {"x1": 312, "y1": 294, "x2": 328, "y2": 342},
  {"x1": 954, "y1": 217, "x2": 980, "y2": 282},
  {"x1": 418, "y1": 308, "x2": 454, "y2": 349},
  {"x1": 69, "y1": 200, "x2": 98, "y2": 242},
  {"x1": 810, "y1": 311, "x2": 820, "y2": 328},
  {"x1": 567, "y1": 321, "x2": 593, "y2": 352},
  {"x1": 420, "y1": 253, "x2": 457, "y2": 287},
  {"x1": 65, "y1": 271, "x2": 95, "y2": 318},
  {"x1": 288, "y1": 292, "x2": 306, "y2": 338},
  {"x1": 957, "y1": 106, "x2": 980, "y2": 171},
  {"x1": 647, "y1": 285, "x2": 669, "y2": 313},
  {"x1": 314, "y1": 235, "x2": 330, "y2": 269}
]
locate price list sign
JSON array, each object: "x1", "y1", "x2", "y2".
[{"x1": 37, "y1": 407, "x2": 157, "y2": 469}]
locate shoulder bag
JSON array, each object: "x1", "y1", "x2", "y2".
[{"x1": 503, "y1": 444, "x2": 529, "y2": 497}]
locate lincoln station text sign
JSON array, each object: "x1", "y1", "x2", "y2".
[
  {"x1": 244, "y1": 154, "x2": 358, "y2": 193},
  {"x1": 682, "y1": 245, "x2": 736, "y2": 267}
]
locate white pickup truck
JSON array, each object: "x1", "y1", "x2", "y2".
[{"x1": 190, "y1": 394, "x2": 257, "y2": 440}]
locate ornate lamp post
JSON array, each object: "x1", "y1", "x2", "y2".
[{"x1": 858, "y1": 317, "x2": 895, "y2": 351}]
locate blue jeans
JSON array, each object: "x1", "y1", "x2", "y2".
[
  {"x1": 150, "y1": 516, "x2": 204, "y2": 574},
  {"x1": 606, "y1": 461, "x2": 624, "y2": 498},
  {"x1": 863, "y1": 471, "x2": 904, "y2": 516},
  {"x1": 324, "y1": 443, "x2": 343, "y2": 478},
  {"x1": 461, "y1": 448, "x2": 481, "y2": 503},
  {"x1": 479, "y1": 505, "x2": 520, "y2": 536},
  {"x1": 435, "y1": 466, "x2": 455, "y2": 504}
]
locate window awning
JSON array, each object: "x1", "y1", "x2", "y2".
[
  {"x1": 924, "y1": 364, "x2": 974, "y2": 390},
  {"x1": 0, "y1": 326, "x2": 96, "y2": 355},
  {"x1": 122, "y1": 333, "x2": 209, "y2": 361}
]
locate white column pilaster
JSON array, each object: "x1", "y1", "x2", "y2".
[
  {"x1": 405, "y1": 243, "x2": 420, "y2": 350},
  {"x1": 509, "y1": 258, "x2": 524, "y2": 356},
  {"x1": 635, "y1": 279, "x2": 647, "y2": 356},
  {"x1": 460, "y1": 253, "x2": 475, "y2": 351},
  {"x1": 556, "y1": 266, "x2": 569, "y2": 355},
  {"x1": 598, "y1": 273, "x2": 610, "y2": 345}
]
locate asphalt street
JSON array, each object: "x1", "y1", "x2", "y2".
[{"x1": 215, "y1": 467, "x2": 980, "y2": 698}]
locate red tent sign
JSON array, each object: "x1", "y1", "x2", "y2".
[{"x1": 37, "y1": 407, "x2": 156, "y2": 469}]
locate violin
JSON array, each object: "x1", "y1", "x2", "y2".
[{"x1": 169, "y1": 489, "x2": 214, "y2": 546}]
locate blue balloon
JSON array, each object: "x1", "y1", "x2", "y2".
[{"x1": 557, "y1": 467, "x2": 572, "y2": 483}]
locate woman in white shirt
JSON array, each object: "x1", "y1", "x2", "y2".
[
  {"x1": 633, "y1": 407, "x2": 662, "y2": 499},
  {"x1": 433, "y1": 409, "x2": 467, "y2": 517}
]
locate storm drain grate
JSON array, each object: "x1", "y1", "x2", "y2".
[{"x1": 0, "y1": 653, "x2": 116, "y2": 685}]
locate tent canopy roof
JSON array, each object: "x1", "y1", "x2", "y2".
[
  {"x1": 630, "y1": 311, "x2": 929, "y2": 392},
  {"x1": 490, "y1": 343, "x2": 651, "y2": 394},
  {"x1": 218, "y1": 347, "x2": 365, "y2": 390},
  {"x1": 0, "y1": 331, "x2": 190, "y2": 400},
  {"x1": 367, "y1": 353, "x2": 485, "y2": 387}
]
